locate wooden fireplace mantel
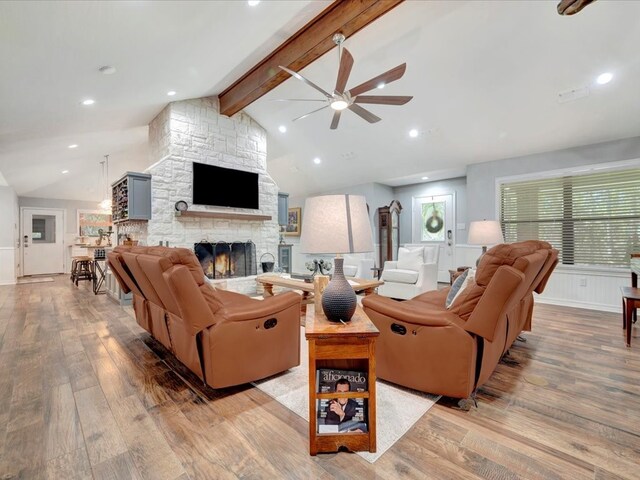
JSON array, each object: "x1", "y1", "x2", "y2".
[{"x1": 174, "y1": 211, "x2": 272, "y2": 221}]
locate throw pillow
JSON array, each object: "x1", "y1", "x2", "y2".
[
  {"x1": 397, "y1": 247, "x2": 424, "y2": 271},
  {"x1": 447, "y1": 268, "x2": 476, "y2": 310},
  {"x1": 445, "y1": 268, "x2": 469, "y2": 308}
]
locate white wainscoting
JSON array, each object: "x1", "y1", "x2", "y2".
[
  {"x1": 454, "y1": 245, "x2": 628, "y2": 313},
  {"x1": 0, "y1": 247, "x2": 16, "y2": 285},
  {"x1": 535, "y1": 266, "x2": 628, "y2": 313}
]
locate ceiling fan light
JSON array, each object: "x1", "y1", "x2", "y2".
[{"x1": 330, "y1": 100, "x2": 349, "y2": 111}]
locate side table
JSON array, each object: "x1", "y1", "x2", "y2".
[{"x1": 305, "y1": 305, "x2": 379, "y2": 455}]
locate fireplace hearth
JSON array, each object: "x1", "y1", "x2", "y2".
[{"x1": 194, "y1": 241, "x2": 257, "y2": 279}]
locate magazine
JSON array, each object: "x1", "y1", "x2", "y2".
[{"x1": 316, "y1": 368, "x2": 368, "y2": 434}]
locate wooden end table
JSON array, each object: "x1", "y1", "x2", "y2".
[{"x1": 305, "y1": 305, "x2": 379, "y2": 455}]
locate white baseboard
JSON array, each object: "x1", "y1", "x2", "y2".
[{"x1": 536, "y1": 297, "x2": 620, "y2": 314}]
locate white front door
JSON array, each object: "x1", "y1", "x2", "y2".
[
  {"x1": 22, "y1": 208, "x2": 65, "y2": 276},
  {"x1": 412, "y1": 194, "x2": 455, "y2": 283}
]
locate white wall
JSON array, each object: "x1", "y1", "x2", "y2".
[{"x1": 0, "y1": 186, "x2": 18, "y2": 284}]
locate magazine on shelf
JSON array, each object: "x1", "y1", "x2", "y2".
[{"x1": 316, "y1": 368, "x2": 368, "y2": 434}]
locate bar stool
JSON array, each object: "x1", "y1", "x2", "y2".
[
  {"x1": 620, "y1": 286, "x2": 639, "y2": 347},
  {"x1": 71, "y1": 256, "x2": 93, "y2": 286}
]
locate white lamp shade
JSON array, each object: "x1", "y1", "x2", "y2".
[
  {"x1": 299, "y1": 194, "x2": 373, "y2": 254},
  {"x1": 468, "y1": 220, "x2": 504, "y2": 246}
]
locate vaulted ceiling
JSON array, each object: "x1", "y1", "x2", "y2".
[
  {"x1": 0, "y1": 0, "x2": 329, "y2": 199},
  {"x1": 1, "y1": 1, "x2": 639, "y2": 201}
]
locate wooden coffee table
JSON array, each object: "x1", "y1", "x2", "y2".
[{"x1": 257, "y1": 274, "x2": 383, "y2": 314}]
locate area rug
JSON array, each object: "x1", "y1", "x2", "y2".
[
  {"x1": 252, "y1": 327, "x2": 440, "y2": 463},
  {"x1": 16, "y1": 276, "x2": 54, "y2": 284}
]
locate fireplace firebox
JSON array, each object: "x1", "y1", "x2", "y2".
[{"x1": 194, "y1": 241, "x2": 257, "y2": 279}]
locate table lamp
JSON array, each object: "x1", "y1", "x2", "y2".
[
  {"x1": 299, "y1": 194, "x2": 374, "y2": 322},
  {"x1": 468, "y1": 220, "x2": 504, "y2": 265}
]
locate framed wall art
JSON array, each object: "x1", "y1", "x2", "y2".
[{"x1": 285, "y1": 207, "x2": 301, "y2": 236}]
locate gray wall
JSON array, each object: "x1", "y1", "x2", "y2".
[
  {"x1": 18, "y1": 196, "x2": 104, "y2": 236},
  {"x1": 0, "y1": 186, "x2": 18, "y2": 248},
  {"x1": 466, "y1": 136, "x2": 640, "y2": 222},
  {"x1": 290, "y1": 181, "x2": 395, "y2": 244},
  {"x1": 393, "y1": 177, "x2": 468, "y2": 244}
]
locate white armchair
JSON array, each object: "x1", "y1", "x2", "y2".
[
  {"x1": 377, "y1": 244, "x2": 439, "y2": 300},
  {"x1": 342, "y1": 254, "x2": 375, "y2": 279}
]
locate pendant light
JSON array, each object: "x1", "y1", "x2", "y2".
[{"x1": 99, "y1": 154, "x2": 112, "y2": 211}]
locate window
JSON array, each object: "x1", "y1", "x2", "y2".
[
  {"x1": 500, "y1": 168, "x2": 640, "y2": 268},
  {"x1": 32, "y1": 215, "x2": 56, "y2": 244}
]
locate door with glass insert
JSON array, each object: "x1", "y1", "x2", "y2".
[{"x1": 22, "y1": 208, "x2": 65, "y2": 275}]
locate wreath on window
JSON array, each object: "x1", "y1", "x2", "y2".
[{"x1": 425, "y1": 205, "x2": 444, "y2": 234}]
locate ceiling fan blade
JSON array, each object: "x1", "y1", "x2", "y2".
[
  {"x1": 292, "y1": 105, "x2": 329, "y2": 122},
  {"x1": 348, "y1": 103, "x2": 381, "y2": 124},
  {"x1": 279, "y1": 66, "x2": 332, "y2": 99},
  {"x1": 270, "y1": 98, "x2": 327, "y2": 102},
  {"x1": 335, "y1": 48, "x2": 354, "y2": 94},
  {"x1": 330, "y1": 111, "x2": 341, "y2": 130},
  {"x1": 348, "y1": 63, "x2": 407, "y2": 97},
  {"x1": 354, "y1": 95, "x2": 413, "y2": 106}
]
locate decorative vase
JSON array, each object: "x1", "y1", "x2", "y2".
[{"x1": 321, "y1": 257, "x2": 357, "y2": 322}]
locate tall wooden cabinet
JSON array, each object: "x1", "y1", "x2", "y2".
[{"x1": 377, "y1": 200, "x2": 402, "y2": 268}]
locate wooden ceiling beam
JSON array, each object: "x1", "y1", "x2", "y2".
[{"x1": 218, "y1": 0, "x2": 404, "y2": 117}]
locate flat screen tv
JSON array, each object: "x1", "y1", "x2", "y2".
[{"x1": 192, "y1": 162, "x2": 259, "y2": 209}]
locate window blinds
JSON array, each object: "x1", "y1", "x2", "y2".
[{"x1": 499, "y1": 169, "x2": 640, "y2": 267}]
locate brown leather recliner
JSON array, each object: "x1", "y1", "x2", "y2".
[
  {"x1": 362, "y1": 240, "x2": 558, "y2": 399},
  {"x1": 107, "y1": 246, "x2": 152, "y2": 334},
  {"x1": 121, "y1": 247, "x2": 174, "y2": 351},
  {"x1": 108, "y1": 245, "x2": 302, "y2": 388},
  {"x1": 162, "y1": 260, "x2": 302, "y2": 388}
]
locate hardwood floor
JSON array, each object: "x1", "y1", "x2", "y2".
[{"x1": 0, "y1": 277, "x2": 638, "y2": 479}]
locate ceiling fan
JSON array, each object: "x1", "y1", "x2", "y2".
[{"x1": 278, "y1": 33, "x2": 412, "y2": 130}]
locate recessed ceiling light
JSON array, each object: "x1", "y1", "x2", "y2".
[
  {"x1": 68, "y1": 144, "x2": 78, "y2": 149},
  {"x1": 313, "y1": 157, "x2": 321, "y2": 165},
  {"x1": 596, "y1": 72, "x2": 613, "y2": 85},
  {"x1": 81, "y1": 99, "x2": 95, "y2": 106},
  {"x1": 248, "y1": 0, "x2": 260, "y2": 5},
  {"x1": 98, "y1": 65, "x2": 116, "y2": 75},
  {"x1": 409, "y1": 129, "x2": 419, "y2": 138},
  {"x1": 421, "y1": 176, "x2": 429, "y2": 180},
  {"x1": 278, "y1": 125, "x2": 287, "y2": 133},
  {"x1": 377, "y1": 82, "x2": 385, "y2": 89},
  {"x1": 167, "y1": 90, "x2": 177, "y2": 96},
  {"x1": 61, "y1": 170, "x2": 69, "y2": 174}
]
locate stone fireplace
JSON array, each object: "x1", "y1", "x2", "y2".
[{"x1": 145, "y1": 96, "x2": 279, "y2": 294}]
